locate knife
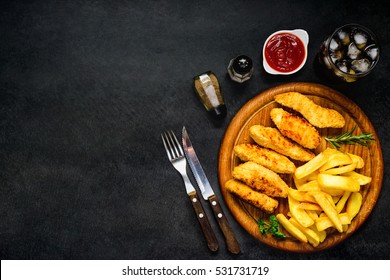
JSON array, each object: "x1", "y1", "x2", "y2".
[{"x1": 182, "y1": 126, "x2": 240, "y2": 254}]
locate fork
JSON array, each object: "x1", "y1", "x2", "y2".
[{"x1": 161, "y1": 130, "x2": 219, "y2": 252}]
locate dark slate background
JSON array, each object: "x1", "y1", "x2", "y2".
[{"x1": 0, "y1": 0, "x2": 389, "y2": 259}]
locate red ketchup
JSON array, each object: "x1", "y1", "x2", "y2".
[{"x1": 264, "y1": 32, "x2": 306, "y2": 73}]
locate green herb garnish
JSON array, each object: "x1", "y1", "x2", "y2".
[
  {"x1": 258, "y1": 215, "x2": 286, "y2": 239},
  {"x1": 325, "y1": 125, "x2": 375, "y2": 150}
]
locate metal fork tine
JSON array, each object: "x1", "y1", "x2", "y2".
[
  {"x1": 170, "y1": 129, "x2": 184, "y2": 156},
  {"x1": 161, "y1": 133, "x2": 172, "y2": 160},
  {"x1": 166, "y1": 130, "x2": 179, "y2": 158},
  {"x1": 165, "y1": 131, "x2": 175, "y2": 158}
]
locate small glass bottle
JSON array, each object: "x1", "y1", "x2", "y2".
[
  {"x1": 193, "y1": 71, "x2": 227, "y2": 119},
  {"x1": 228, "y1": 55, "x2": 253, "y2": 83}
]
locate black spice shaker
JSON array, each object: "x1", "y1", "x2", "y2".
[{"x1": 227, "y1": 55, "x2": 253, "y2": 83}]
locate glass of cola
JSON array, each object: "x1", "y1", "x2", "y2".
[{"x1": 318, "y1": 24, "x2": 380, "y2": 82}]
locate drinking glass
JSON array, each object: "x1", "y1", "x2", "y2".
[{"x1": 318, "y1": 24, "x2": 380, "y2": 82}]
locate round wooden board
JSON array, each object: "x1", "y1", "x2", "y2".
[{"x1": 218, "y1": 82, "x2": 383, "y2": 252}]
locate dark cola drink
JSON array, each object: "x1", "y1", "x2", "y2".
[{"x1": 318, "y1": 24, "x2": 380, "y2": 82}]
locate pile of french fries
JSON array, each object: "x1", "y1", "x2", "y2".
[{"x1": 276, "y1": 148, "x2": 372, "y2": 247}]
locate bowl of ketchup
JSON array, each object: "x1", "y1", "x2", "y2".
[{"x1": 263, "y1": 29, "x2": 309, "y2": 75}]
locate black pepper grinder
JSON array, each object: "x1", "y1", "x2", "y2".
[{"x1": 228, "y1": 55, "x2": 253, "y2": 83}]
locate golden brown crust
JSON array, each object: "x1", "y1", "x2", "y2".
[
  {"x1": 270, "y1": 108, "x2": 321, "y2": 149},
  {"x1": 249, "y1": 125, "x2": 315, "y2": 162},
  {"x1": 234, "y1": 143, "x2": 296, "y2": 173},
  {"x1": 274, "y1": 92, "x2": 345, "y2": 128},
  {"x1": 232, "y1": 161, "x2": 289, "y2": 198},
  {"x1": 225, "y1": 179, "x2": 279, "y2": 213}
]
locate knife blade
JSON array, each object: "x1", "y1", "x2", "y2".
[{"x1": 182, "y1": 126, "x2": 240, "y2": 254}]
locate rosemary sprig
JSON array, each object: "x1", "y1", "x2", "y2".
[{"x1": 325, "y1": 125, "x2": 375, "y2": 150}]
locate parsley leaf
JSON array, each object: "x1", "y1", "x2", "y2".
[{"x1": 258, "y1": 215, "x2": 286, "y2": 239}]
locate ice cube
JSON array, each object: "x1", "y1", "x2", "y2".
[
  {"x1": 329, "y1": 38, "x2": 339, "y2": 51},
  {"x1": 351, "y1": 58, "x2": 371, "y2": 73},
  {"x1": 353, "y1": 31, "x2": 368, "y2": 49},
  {"x1": 366, "y1": 46, "x2": 379, "y2": 61},
  {"x1": 330, "y1": 53, "x2": 338, "y2": 63},
  {"x1": 338, "y1": 30, "x2": 350, "y2": 45},
  {"x1": 337, "y1": 60, "x2": 348, "y2": 73},
  {"x1": 348, "y1": 42, "x2": 361, "y2": 59},
  {"x1": 330, "y1": 50, "x2": 343, "y2": 63}
]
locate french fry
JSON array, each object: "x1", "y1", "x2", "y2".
[
  {"x1": 339, "y1": 212, "x2": 352, "y2": 225},
  {"x1": 332, "y1": 195, "x2": 341, "y2": 204},
  {"x1": 336, "y1": 191, "x2": 352, "y2": 213},
  {"x1": 347, "y1": 153, "x2": 364, "y2": 169},
  {"x1": 306, "y1": 170, "x2": 319, "y2": 181},
  {"x1": 288, "y1": 188, "x2": 316, "y2": 203},
  {"x1": 293, "y1": 174, "x2": 307, "y2": 190},
  {"x1": 295, "y1": 152, "x2": 328, "y2": 179},
  {"x1": 320, "y1": 191, "x2": 337, "y2": 209},
  {"x1": 298, "y1": 202, "x2": 322, "y2": 211},
  {"x1": 311, "y1": 191, "x2": 343, "y2": 233},
  {"x1": 315, "y1": 212, "x2": 351, "y2": 232},
  {"x1": 322, "y1": 148, "x2": 340, "y2": 157},
  {"x1": 289, "y1": 217, "x2": 320, "y2": 247},
  {"x1": 276, "y1": 214, "x2": 307, "y2": 243},
  {"x1": 306, "y1": 210, "x2": 319, "y2": 220},
  {"x1": 299, "y1": 180, "x2": 321, "y2": 192},
  {"x1": 320, "y1": 187, "x2": 345, "y2": 197},
  {"x1": 319, "y1": 151, "x2": 352, "y2": 172},
  {"x1": 288, "y1": 188, "x2": 304, "y2": 201},
  {"x1": 293, "y1": 170, "x2": 320, "y2": 190},
  {"x1": 319, "y1": 212, "x2": 327, "y2": 218},
  {"x1": 321, "y1": 162, "x2": 357, "y2": 175},
  {"x1": 346, "y1": 192, "x2": 363, "y2": 220},
  {"x1": 309, "y1": 225, "x2": 327, "y2": 242},
  {"x1": 288, "y1": 195, "x2": 314, "y2": 227},
  {"x1": 344, "y1": 171, "x2": 372, "y2": 186},
  {"x1": 318, "y1": 174, "x2": 360, "y2": 192}
]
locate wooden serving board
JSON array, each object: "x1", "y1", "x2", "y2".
[{"x1": 218, "y1": 82, "x2": 383, "y2": 252}]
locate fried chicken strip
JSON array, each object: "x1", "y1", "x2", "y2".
[
  {"x1": 234, "y1": 143, "x2": 296, "y2": 174},
  {"x1": 225, "y1": 179, "x2": 278, "y2": 213},
  {"x1": 232, "y1": 161, "x2": 288, "y2": 198},
  {"x1": 270, "y1": 108, "x2": 321, "y2": 149},
  {"x1": 274, "y1": 92, "x2": 345, "y2": 128},
  {"x1": 249, "y1": 125, "x2": 315, "y2": 162}
]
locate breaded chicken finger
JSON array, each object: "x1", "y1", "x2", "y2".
[
  {"x1": 234, "y1": 143, "x2": 296, "y2": 173},
  {"x1": 233, "y1": 161, "x2": 289, "y2": 198},
  {"x1": 225, "y1": 179, "x2": 279, "y2": 213},
  {"x1": 274, "y1": 92, "x2": 345, "y2": 128},
  {"x1": 249, "y1": 125, "x2": 315, "y2": 162},
  {"x1": 270, "y1": 108, "x2": 321, "y2": 149}
]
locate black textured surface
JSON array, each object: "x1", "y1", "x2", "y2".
[{"x1": 0, "y1": 0, "x2": 389, "y2": 260}]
